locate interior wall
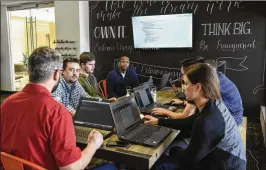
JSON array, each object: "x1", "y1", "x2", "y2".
[
  {"x1": 79, "y1": 1, "x2": 90, "y2": 53},
  {"x1": 1, "y1": 5, "x2": 15, "y2": 91},
  {"x1": 1, "y1": 1, "x2": 92, "y2": 91},
  {"x1": 54, "y1": 1, "x2": 90, "y2": 58}
]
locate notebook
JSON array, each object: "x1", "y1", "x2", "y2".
[
  {"x1": 133, "y1": 83, "x2": 177, "y2": 114},
  {"x1": 109, "y1": 95, "x2": 172, "y2": 147},
  {"x1": 74, "y1": 97, "x2": 114, "y2": 144}
]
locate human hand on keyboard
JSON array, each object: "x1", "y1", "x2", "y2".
[
  {"x1": 108, "y1": 97, "x2": 117, "y2": 102},
  {"x1": 152, "y1": 108, "x2": 169, "y2": 117},
  {"x1": 143, "y1": 115, "x2": 158, "y2": 125},
  {"x1": 171, "y1": 98, "x2": 183, "y2": 105},
  {"x1": 87, "y1": 129, "x2": 103, "y2": 150}
]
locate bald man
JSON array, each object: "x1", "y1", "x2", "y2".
[{"x1": 106, "y1": 56, "x2": 139, "y2": 98}]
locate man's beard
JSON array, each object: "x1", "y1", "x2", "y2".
[
  {"x1": 69, "y1": 76, "x2": 78, "y2": 83},
  {"x1": 120, "y1": 67, "x2": 127, "y2": 72},
  {"x1": 51, "y1": 79, "x2": 60, "y2": 93}
]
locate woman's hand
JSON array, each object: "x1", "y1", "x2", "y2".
[
  {"x1": 171, "y1": 98, "x2": 183, "y2": 105},
  {"x1": 152, "y1": 108, "x2": 169, "y2": 116},
  {"x1": 143, "y1": 115, "x2": 158, "y2": 125}
]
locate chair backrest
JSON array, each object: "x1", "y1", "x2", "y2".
[
  {"x1": 98, "y1": 79, "x2": 108, "y2": 98},
  {"x1": 0, "y1": 152, "x2": 46, "y2": 170}
]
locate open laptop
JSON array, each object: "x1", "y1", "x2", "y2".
[
  {"x1": 109, "y1": 95, "x2": 172, "y2": 147},
  {"x1": 133, "y1": 83, "x2": 177, "y2": 114},
  {"x1": 157, "y1": 73, "x2": 170, "y2": 90},
  {"x1": 139, "y1": 73, "x2": 170, "y2": 90},
  {"x1": 74, "y1": 97, "x2": 114, "y2": 144}
]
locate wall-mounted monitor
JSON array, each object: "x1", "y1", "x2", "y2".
[{"x1": 132, "y1": 14, "x2": 193, "y2": 49}]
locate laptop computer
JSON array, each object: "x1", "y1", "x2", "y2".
[
  {"x1": 109, "y1": 95, "x2": 172, "y2": 147},
  {"x1": 133, "y1": 83, "x2": 177, "y2": 114},
  {"x1": 157, "y1": 73, "x2": 170, "y2": 90},
  {"x1": 74, "y1": 97, "x2": 114, "y2": 144},
  {"x1": 139, "y1": 73, "x2": 170, "y2": 90}
]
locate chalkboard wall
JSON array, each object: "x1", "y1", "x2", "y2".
[{"x1": 89, "y1": 1, "x2": 266, "y2": 115}]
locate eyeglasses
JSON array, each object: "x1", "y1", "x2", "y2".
[
  {"x1": 53, "y1": 68, "x2": 63, "y2": 73},
  {"x1": 68, "y1": 68, "x2": 80, "y2": 73}
]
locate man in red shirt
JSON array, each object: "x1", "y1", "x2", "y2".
[{"x1": 1, "y1": 47, "x2": 116, "y2": 170}]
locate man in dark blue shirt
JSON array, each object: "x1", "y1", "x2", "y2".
[{"x1": 106, "y1": 56, "x2": 139, "y2": 98}]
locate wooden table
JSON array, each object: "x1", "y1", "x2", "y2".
[
  {"x1": 156, "y1": 87, "x2": 176, "y2": 104},
  {"x1": 79, "y1": 88, "x2": 247, "y2": 169},
  {"x1": 78, "y1": 88, "x2": 180, "y2": 170},
  {"x1": 92, "y1": 130, "x2": 179, "y2": 170}
]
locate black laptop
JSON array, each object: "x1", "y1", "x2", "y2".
[
  {"x1": 140, "y1": 73, "x2": 170, "y2": 90},
  {"x1": 109, "y1": 95, "x2": 172, "y2": 147},
  {"x1": 157, "y1": 73, "x2": 171, "y2": 90},
  {"x1": 74, "y1": 97, "x2": 114, "y2": 144},
  {"x1": 133, "y1": 83, "x2": 177, "y2": 114}
]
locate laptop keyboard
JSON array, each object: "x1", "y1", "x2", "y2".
[
  {"x1": 75, "y1": 126, "x2": 111, "y2": 139},
  {"x1": 130, "y1": 125, "x2": 161, "y2": 143}
]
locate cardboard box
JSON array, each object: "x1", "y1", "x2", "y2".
[{"x1": 260, "y1": 106, "x2": 266, "y2": 148}]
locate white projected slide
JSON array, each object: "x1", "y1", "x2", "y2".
[{"x1": 132, "y1": 14, "x2": 193, "y2": 48}]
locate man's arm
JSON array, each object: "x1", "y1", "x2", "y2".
[
  {"x1": 106, "y1": 72, "x2": 118, "y2": 98},
  {"x1": 131, "y1": 69, "x2": 139, "y2": 87},
  {"x1": 78, "y1": 77, "x2": 95, "y2": 97},
  {"x1": 49, "y1": 107, "x2": 103, "y2": 170},
  {"x1": 59, "y1": 144, "x2": 97, "y2": 170},
  {"x1": 78, "y1": 82, "x2": 92, "y2": 98},
  {"x1": 59, "y1": 130, "x2": 103, "y2": 170}
]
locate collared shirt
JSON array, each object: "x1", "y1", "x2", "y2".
[
  {"x1": 106, "y1": 68, "x2": 139, "y2": 98},
  {"x1": 52, "y1": 78, "x2": 91, "y2": 113},
  {"x1": 78, "y1": 73, "x2": 103, "y2": 98},
  {"x1": 1, "y1": 84, "x2": 81, "y2": 169}
]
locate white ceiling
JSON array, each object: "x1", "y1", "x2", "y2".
[
  {"x1": 2, "y1": 1, "x2": 55, "y2": 22},
  {"x1": 10, "y1": 7, "x2": 55, "y2": 21},
  {"x1": 1, "y1": 1, "x2": 53, "y2": 6}
]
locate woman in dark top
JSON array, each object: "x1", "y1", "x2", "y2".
[{"x1": 144, "y1": 63, "x2": 246, "y2": 170}]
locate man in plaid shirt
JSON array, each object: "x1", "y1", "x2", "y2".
[{"x1": 52, "y1": 58, "x2": 99, "y2": 116}]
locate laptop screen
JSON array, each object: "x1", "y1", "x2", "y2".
[
  {"x1": 110, "y1": 95, "x2": 141, "y2": 136},
  {"x1": 158, "y1": 73, "x2": 170, "y2": 89},
  {"x1": 133, "y1": 83, "x2": 154, "y2": 108},
  {"x1": 74, "y1": 98, "x2": 114, "y2": 130}
]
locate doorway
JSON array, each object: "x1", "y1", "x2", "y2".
[{"x1": 9, "y1": 6, "x2": 55, "y2": 91}]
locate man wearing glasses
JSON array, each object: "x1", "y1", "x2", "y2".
[
  {"x1": 52, "y1": 58, "x2": 93, "y2": 116},
  {"x1": 106, "y1": 56, "x2": 139, "y2": 98},
  {"x1": 1, "y1": 47, "x2": 117, "y2": 170}
]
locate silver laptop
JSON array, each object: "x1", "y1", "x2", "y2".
[
  {"x1": 157, "y1": 73, "x2": 171, "y2": 90},
  {"x1": 74, "y1": 97, "x2": 114, "y2": 144}
]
